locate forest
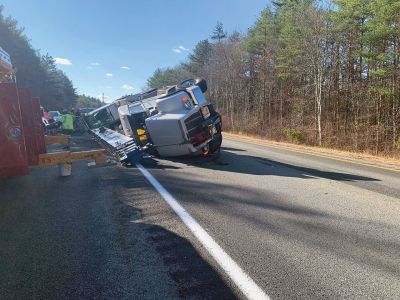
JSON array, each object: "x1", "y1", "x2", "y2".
[
  {"x1": 0, "y1": 5, "x2": 101, "y2": 110},
  {"x1": 147, "y1": 0, "x2": 400, "y2": 155}
]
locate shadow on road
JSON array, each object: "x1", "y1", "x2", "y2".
[
  {"x1": 146, "y1": 170, "x2": 400, "y2": 278},
  {"x1": 142, "y1": 147, "x2": 379, "y2": 182},
  {"x1": 0, "y1": 163, "x2": 237, "y2": 299},
  {"x1": 106, "y1": 167, "x2": 237, "y2": 299},
  {"x1": 220, "y1": 146, "x2": 247, "y2": 152}
]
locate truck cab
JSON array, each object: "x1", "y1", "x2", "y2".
[
  {"x1": 85, "y1": 78, "x2": 222, "y2": 160},
  {"x1": 85, "y1": 102, "x2": 121, "y2": 130},
  {"x1": 118, "y1": 79, "x2": 222, "y2": 157}
]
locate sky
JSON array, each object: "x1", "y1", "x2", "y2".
[{"x1": 1, "y1": 0, "x2": 269, "y2": 102}]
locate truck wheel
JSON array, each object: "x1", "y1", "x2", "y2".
[
  {"x1": 178, "y1": 78, "x2": 208, "y2": 93},
  {"x1": 178, "y1": 79, "x2": 196, "y2": 89},
  {"x1": 209, "y1": 133, "x2": 222, "y2": 154}
]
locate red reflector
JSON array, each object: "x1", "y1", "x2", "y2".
[{"x1": 194, "y1": 133, "x2": 205, "y2": 143}]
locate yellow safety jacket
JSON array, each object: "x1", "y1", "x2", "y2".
[{"x1": 60, "y1": 114, "x2": 74, "y2": 130}]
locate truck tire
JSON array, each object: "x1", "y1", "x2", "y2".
[
  {"x1": 178, "y1": 78, "x2": 208, "y2": 93},
  {"x1": 209, "y1": 133, "x2": 222, "y2": 154},
  {"x1": 178, "y1": 79, "x2": 195, "y2": 89}
]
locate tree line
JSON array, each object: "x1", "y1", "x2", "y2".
[
  {"x1": 0, "y1": 6, "x2": 101, "y2": 111},
  {"x1": 147, "y1": 0, "x2": 400, "y2": 155}
]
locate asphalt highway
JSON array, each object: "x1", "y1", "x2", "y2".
[
  {"x1": 140, "y1": 135, "x2": 400, "y2": 299},
  {"x1": 1, "y1": 135, "x2": 400, "y2": 299}
]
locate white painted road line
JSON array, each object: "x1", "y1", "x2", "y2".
[{"x1": 136, "y1": 163, "x2": 270, "y2": 300}]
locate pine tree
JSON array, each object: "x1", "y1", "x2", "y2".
[
  {"x1": 187, "y1": 39, "x2": 213, "y2": 74},
  {"x1": 211, "y1": 22, "x2": 227, "y2": 42},
  {"x1": 0, "y1": 5, "x2": 77, "y2": 110}
]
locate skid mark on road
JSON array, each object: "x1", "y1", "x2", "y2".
[{"x1": 136, "y1": 163, "x2": 270, "y2": 300}]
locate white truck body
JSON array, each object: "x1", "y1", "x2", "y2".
[{"x1": 85, "y1": 79, "x2": 222, "y2": 161}]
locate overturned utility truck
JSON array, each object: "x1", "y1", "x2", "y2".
[{"x1": 85, "y1": 79, "x2": 222, "y2": 163}]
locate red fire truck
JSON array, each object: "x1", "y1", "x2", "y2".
[
  {"x1": 0, "y1": 47, "x2": 47, "y2": 177},
  {"x1": 1, "y1": 47, "x2": 108, "y2": 178}
]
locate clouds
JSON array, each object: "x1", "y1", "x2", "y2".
[
  {"x1": 87, "y1": 62, "x2": 100, "y2": 69},
  {"x1": 83, "y1": 62, "x2": 135, "y2": 98},
  {"x1": 86, "y1": 62, "x2": 131, "y2": 74},
  {"x1": 121, "y1": 84, "x2": 134, "y2": 91},
  {"x1": 178, "y1": 45, "x2": 189, "y2": 51},
  {"x1": 54, "y1": 57, "x2": 72, "y2": 65},
  {"x1": 172, "y1": 45, "x2": 190, "y2": 54},
  {"x1": 96, "y1": 94, "x2": 110, "y2": 101}
]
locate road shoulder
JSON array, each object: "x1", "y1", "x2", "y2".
[{"x1": 224, "y1": 132, "x2": 400, "y2": 172}]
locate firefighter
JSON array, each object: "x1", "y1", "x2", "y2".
[{"x1": 60, "y1": 109, "x2": 75, "y2": 134}]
